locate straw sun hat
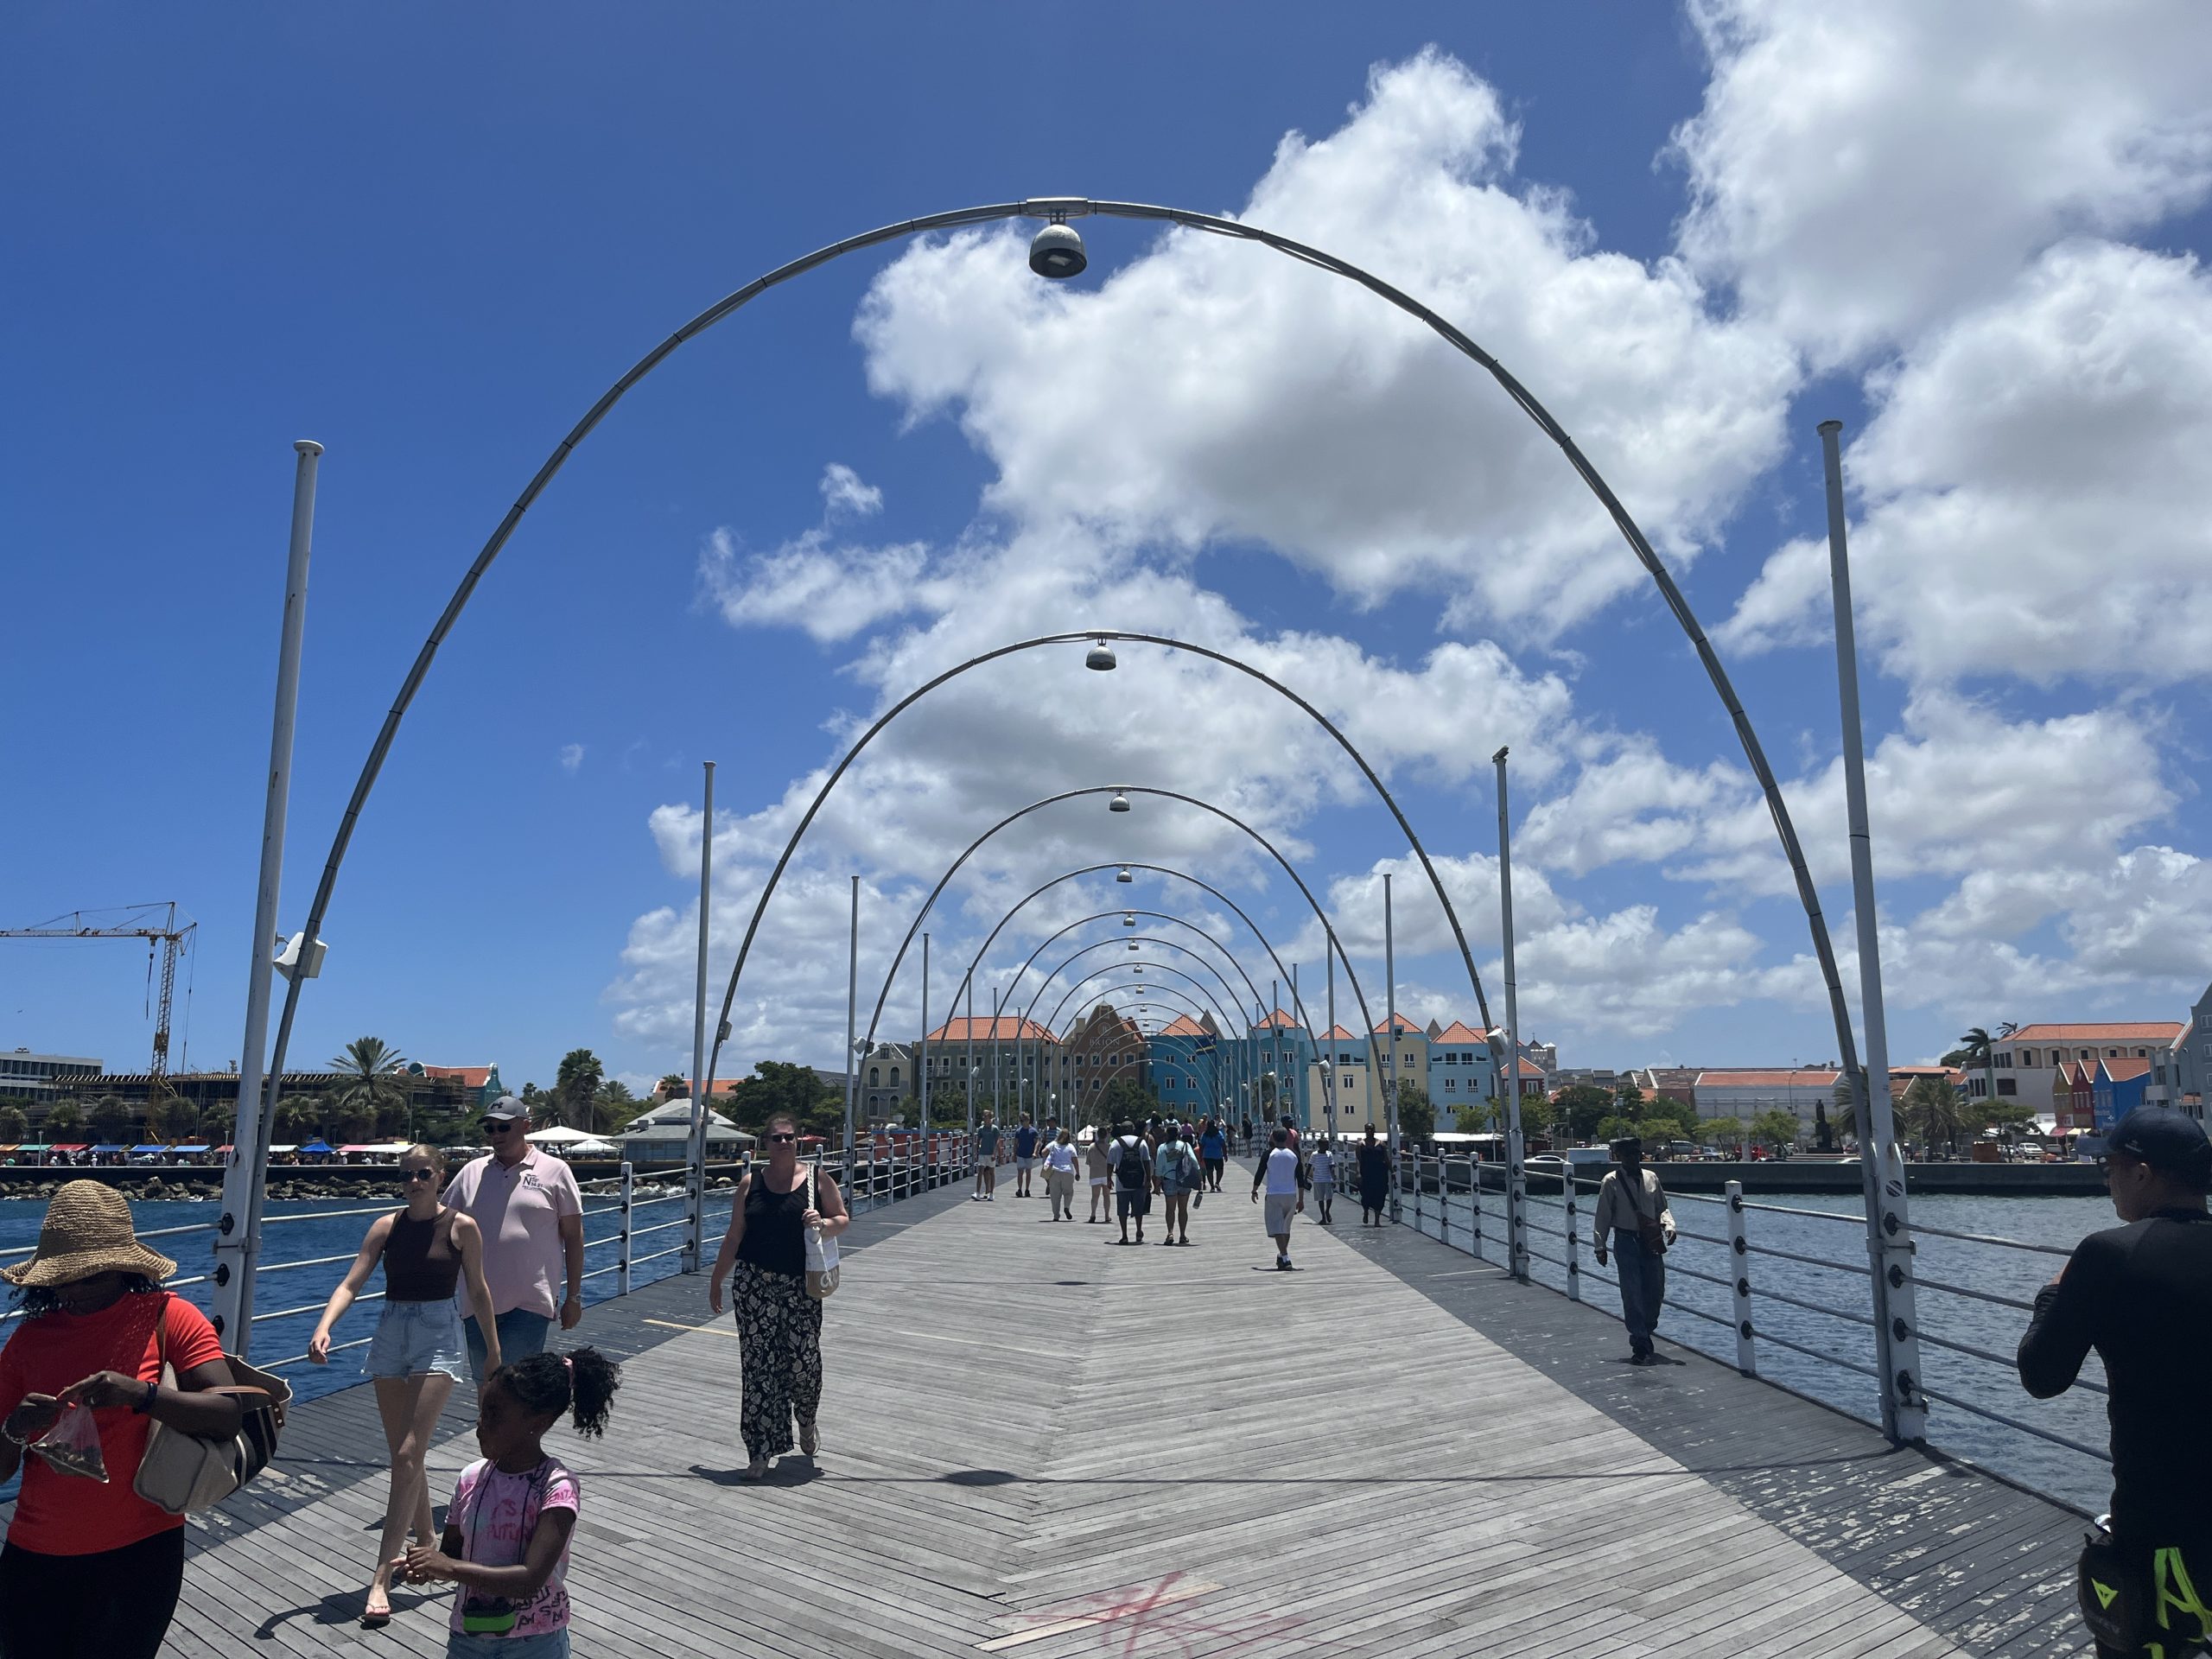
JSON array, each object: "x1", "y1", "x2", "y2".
[{"x1": 0, "y1": 1179, "x2": 177, "y2": 1288}]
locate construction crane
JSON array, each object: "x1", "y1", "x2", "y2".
[{"x1": 1, "y1": 903, "x2": 197, "y2": 1116}]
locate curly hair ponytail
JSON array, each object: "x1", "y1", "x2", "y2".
[{"x1": 492, "y1": 1346, "x2": 623, "y2": 1439}]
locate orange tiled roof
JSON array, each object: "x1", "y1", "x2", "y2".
[
  {"x1": 2100, "y1": 1057, "x2": 2153, "y2": 1082},
  {"x1": 1434, "y1": 1021, "x2": 1485, "y2": 1043},
  {"x1": 1694, "y1": 1069, "x2": 1841, "y2": 1089},
  {"x1": 1253, "y1": 1008, "x2": 1302, "y2": 1030},
  {"x1": 1154, "y1": 1015, "x2": 1209, "y2": 1038},
  {"x1": 1512, "y1": 1058, "x2": 1545, "y2": 1077},
  {"x1": 1322, "y1": 1025, "x2": 1359, "y2": 1041},
  {"x1": 1371, "y1": 1014, "x2": 1423, "y2": 1035},
  {"x1": 923, "y1": 1017, "x2": 1057, "y2": 1043},
  {"x1": 423, "y1": 1065, "x2": 494, "y2": 1089},
  {"x1": 2004, "y1": 1022, "x2": 2184, "y2": 1045}
]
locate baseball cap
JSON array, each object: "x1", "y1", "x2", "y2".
[
  {"x1": 2105, "y1": 1107, "x2": 2212, "y2": 1183},
  {"x1": 481, "y1": 1096, "x2": 530, "y2": 1123}
]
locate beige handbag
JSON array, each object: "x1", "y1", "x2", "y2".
[
  {"x1": 802, "y1": 1166, "x2": 840, "y2": 1300},
  {"x1": 134, "y1": 1296, "x2": 290, "y2": 1515}
]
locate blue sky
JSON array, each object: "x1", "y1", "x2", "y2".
[{"x1": 7, "y1": 4, "x2": 2209, "y2": 1095}]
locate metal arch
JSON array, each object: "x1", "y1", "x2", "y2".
[
  {"x1": 1032, "y1": 952, "x2": 1242, "y2": 1057},
  {"x1": 849, "y1": 787, "x2": 1385, "y2": 1101},
  {"x1": 1020, "y1": 937, "x2": 1252, "y2": 1055},
  {"x1": 253, "y1": 194, "x2": 1868, "y2": 1365},
  {"x1": 1002, "y1": 911, "x2": 1278, "y2": 1035},
  {"x1": 1052, "y1": 982, "x2": 1222, "y2": 1115},
  {"x1": 960, "y1": 864, "x2": 1354, "y2": 1047}
]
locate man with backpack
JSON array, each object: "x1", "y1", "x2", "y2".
[
  {"x1": 1153, "y1": 1122, "x2": 1202, "y2": 1246},
  {"x1": 1250, "y1": 1126, "x2": 1306, "y2": 1270},
  {"x1": 1106, "y1": 1121, "x2": 1153, "y2": 1246}
]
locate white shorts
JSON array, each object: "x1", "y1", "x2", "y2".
[
  {"x1": 1263, "y1": 1193, "x2": 1299, "y2": 1235},
  {"x1": 1016, "y1": 1156, "x2": 1036, "y2": 1172},
  {"x1": 1089, "y1": 1176, "x2": 1109, "y2": 1188}
]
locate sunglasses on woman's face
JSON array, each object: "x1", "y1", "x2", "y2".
[
  {"x1": 766, "y1": 1132, "x2": 797, "y2": 1144},
  {"x1": 402, "y1": 1167, "x2": 438, "y2": 1183}
]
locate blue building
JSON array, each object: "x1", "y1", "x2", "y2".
[
  {"x1": 1425, "y1": 1020, "x2": 1497, "y2": 1116},
  {"x1": 1236, "y1": 1008, "x2": 1313, "y2": 1128},
  {"x1": 1149, "y1": 1014, "x2": 1224, "y2": 1116},
  {"x1": 2092, "y1": 1057, "x2": 2152, "y2": 1133}
]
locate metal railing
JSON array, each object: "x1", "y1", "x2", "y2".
[
  {"x1": 71, "y1": 1141, "x2": 986, "y2": 1380},
  {"x1": 1389, "y1": 1149, "x2": 2112, "y2": 1498}
]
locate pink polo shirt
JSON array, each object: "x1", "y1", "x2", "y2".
[{"x1": 443, "y1": 1147, "x2": 582, "y2": 1319}]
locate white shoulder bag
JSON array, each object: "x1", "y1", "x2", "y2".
[{"x1": 803, "y1": 1164, "x2": 840, "y2": 1300}]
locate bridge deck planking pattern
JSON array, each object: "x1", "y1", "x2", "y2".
[{"x1": 6, "y1": 1173, "x2": 2093, "y2": 1656}]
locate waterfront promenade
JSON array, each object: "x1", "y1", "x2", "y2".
[{"x1": 77, "y1": 1178, "x2": 2094, "y2": 1657}]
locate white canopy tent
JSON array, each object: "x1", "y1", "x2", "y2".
[{"x1": 525, "y1": 1125, "x2": 606, "y2": 1147}]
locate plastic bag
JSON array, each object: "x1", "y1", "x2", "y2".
[{"x1": 30, "y1": 1402, "x2": 108, "y2": 1482}]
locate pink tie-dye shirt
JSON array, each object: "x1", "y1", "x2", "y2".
[{"x1": 448, "y1": 1455, "x2": 580, "y2": 1638}]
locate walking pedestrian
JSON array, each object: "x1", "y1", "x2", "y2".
[
  {"x1": 972, "y1": 1113, "x2": 1001, "y2": 1202},
  {"x1": 1250, "y1": 1128, "x2": 1305, "y2": 1269},
  {"x1": 1084, "y1": 1129, "x2": 1112, "y2": 1223},
  {"x1": 1014, "y1": 1116, "x2": 1039, "y2": 1198},
  {"x1": 1309, "y1": 1138, "x2": 1338, "y2": 1225},
  {"x1": 1592, "y1": 1136, "x2": 1676, "y2": 1364},
  {"x1": 1199, "y1": 1117, "x2": 1227, "y2": 1192},
  {"x1": 442, "y1": 1099, "x2": 585, "y2": 1383},
  {"x1": 307, "y1": 1144, "x2": 503, "y2": 1625},
  {"x1": 2018, "y1": 1108, "x2": 2212, "y2": 1659},
  {"x1": 1280, "y1": 1114, "x2": 1302, "y2": 1152},
  {"x1": 1357, "y1": 1128, "x2": 1390, "y2": 1226},
  {"x1": 1239, "y1": 1115, "x2": 1254, "y2": 1155},
  {"x1": 0, "y1": 1181, "x2": 255, "y2": 1659},
  {"x1": 1154, "y1": 1122, "x2": 1201, "y2": 1246},
  {"x1": 709, "y1": 1114, "x2": 850, "y2": 1479},
  {"x1": 395, "y1": 1346, "x2": 620, "y2": 1656},
  {"x1": 1040, "y1": 1128, "x2": 1080, "y2": 1221},
  {"x1": 1107, "y1": 1122, "x2": 1153, "y2": 1245}
]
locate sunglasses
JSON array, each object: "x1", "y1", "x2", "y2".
[
  {"x1": 766, "y1": 1132, "x2": 797, "y2": 1144},
  {"x1": 402, "y1": 1167, "x2": 438, "y2": 1183},
  {"x1": 485, "y1": 1120, "x2": 522, "y2": 1135}
]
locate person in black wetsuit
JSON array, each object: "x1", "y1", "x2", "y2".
[
  {"x1": 2018, "y1": 1107, "x2": 2212, "y2": 1659},
  {"x1": 1356, "y1": 1129, "x2": 1391, "y2": 1226}
]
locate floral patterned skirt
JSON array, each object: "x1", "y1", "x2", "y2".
[{"x1": 731, "y1": 1261, "x2": 823, "y2": 1460}]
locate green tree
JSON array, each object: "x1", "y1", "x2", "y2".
[
  {"x1": 1515, "y1": 1091, "x2": 1555, "y2": 1138},
  {"x1": 591, "y1": 1078, "x2": 640, "y2": 1135},
  {"x1": 657, "y1": 1072, "x2": 690, "y2": 1099},
  {"x1": 1750, "y1": 1109, "x2": 1802, "y2": 1152},
  {"x1": 1698, "y1": 1116, "x2": 1746, "y2": 1154},
  {"x1": 553, "y1": 1049, "x2": 606, "y2": 1129},
  {"x1": 330, "y1": 1037, "x2": 412, "y2": 1135},
  {"x1": 1453, "y1": 1103, "x2": 1491, "y2": 1135},
  {"x1": 1613, "y1": 1082, "x2": 1646, "y2": 1118},
  {"x1": 89, "y1": 1095, "x2": 134, "y2": 1145},
  {"x1": 1395, "y1": 1079, "x2": 1436, "y2": 1144},
  {"x1": 1097, "y1": 1075, "x2": 1160, "y2": 1127},
  {"x1": 1647, "y1": 1095, "x2": 1698, "y2": 1135},
  {"x1": 44, "y1": 1100, "x2": 83, "y2": 1140},
  {"x1": 1901, "y1": 1075, "x2": 1974, "y2": 1156},
  {"x1": 144, "y1": 1094, "x2": 198, "y2": 1143},
  {"x1": 0, "y1": 1104, "x2": 27, "y2": 1142},
  {"x1": 725, "y1": 1061, "x2": 841, "y2": 1138},
  {"x1": 274, "y1": 1096, "x2": 322, "y2": 1146},
  {"x1": 1955, "y1": 1026, "x2": 2008, "y2": 1119},
  {"x1": 1593, "y1": 1114, "x2": 1642, "y2": 1146},
  {"x1": 1981, "y1": 1096, "x2": 2037, "y2": 1145},
  {"x1": 1554, "y1": 1085, "x2": 1613, "y2": 1142}
]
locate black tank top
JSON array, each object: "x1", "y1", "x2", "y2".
[
  {"x1": 383, "y1": 1208, "x2": 461, "y2": 1302},
  {"x1": 736, "y1": 1168, "x2": 809, "y2": 1278}
]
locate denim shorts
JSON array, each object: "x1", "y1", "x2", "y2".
[
  {"x1": 366, "y1": 1299, "x2": 468, "y2": 1380},
  {"x1": 447, "y1": 1629, "x2": 569, "y2": 1658}
]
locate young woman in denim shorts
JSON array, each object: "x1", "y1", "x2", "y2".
[{"x1": 308, "y1": 1143, "x2": 501, "y2": 1627}]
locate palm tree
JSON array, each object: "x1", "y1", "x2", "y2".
[
  {"x1": 1957, "y1": 1027, "x2": 2004, "y2": 1115},
  {"x1": 1902, "y1": 1076, "x2": 1973, "y2": 1157},
  {"x1": 330, "y1": 1038, "x2": 412, "y2": 1139},
  {"x1": 89, "y1": 1095, "x2": 134, "y2": 1146},
  {"x1": 554, "y1": 1049, "x2": 605, "y2": 1130},
  {"x1": 657, "y1": 1072, "x2": 690, "y2": 1101},
  {"x1": 0, "y1": 1104, "x2": 27, "y2": 1143},
  {"x1": 45, "y1": 1099, "x2": 83, "y2": 1141},
  {"x1": 589, "y1": 1078, "x2": 639, "y2": 1135}
]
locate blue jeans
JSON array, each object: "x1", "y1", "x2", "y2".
[
  {"x1": 1612, "y1": 1229, "x2": 1666, "y2": 1353},
  {"x1": 462, "y1": 1308, "x2": 552, "y2": 1383}
]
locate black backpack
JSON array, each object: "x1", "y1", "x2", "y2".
[{"x1": 1116, "y1": 1139, "x2": 1148, "y2": 1189}]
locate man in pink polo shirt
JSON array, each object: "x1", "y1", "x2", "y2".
[{"x1": 442, "y1": 1097, "x2": 585, "y2": 1382}]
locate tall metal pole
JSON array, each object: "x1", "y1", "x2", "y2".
[
  {"x1": 1291, "y1": 963, "x2": 1301, "y2": 1129},
  {"x1": 1326, "y1": 952, "x2": 1338, "y2": 1138},
  {"x1": 965, "y1": 976, "x2": 976, "y2": 1151},
  {"x1": 1384, "y1": 874, "x2": 1400, "y2": 1155},
  {"x1": 842, "y1": 874, "x2": 859, "y2": 1176},
  {"x1": 683, "y1": 760, "x2": 715, "y2": 1272},
  {"x1": 213, "y1": 439, "x2": 322, "y2": 1351},
  {"x1": 1496, "y1": 747, "x2": 1529, "y2": 1281},
  {"x1": 1821, "y1": 419, "x2": 1928, "y2": 1443},
  {"x1": 991, "y1": 986, "x2": 1002, "y2": 1122},
  {"x1": 919, "y1": 932, "x2": 930, "y2": 1135}
]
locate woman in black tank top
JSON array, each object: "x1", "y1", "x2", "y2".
[
  {"x1": 709, "y1": 1113, "x2": 850, "y2": 1479},
  {"x1": 305, "y1": 1144, "x2": 500, "y2": 1624}
]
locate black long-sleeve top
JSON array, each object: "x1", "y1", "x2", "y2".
[{"x1": 2015, "y1": 1207, "x2": 2212, "y2": 1540}]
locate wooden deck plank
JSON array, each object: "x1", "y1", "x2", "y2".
[{"x1": 41, "y1": 1174, "x2": 2094, "y2": 1657}]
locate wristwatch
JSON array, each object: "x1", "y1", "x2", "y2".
[{"x1": 132, "y1": 1379, "x2": 159, "y2": 1414}]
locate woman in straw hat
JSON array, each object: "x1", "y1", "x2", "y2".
[{"x1": 0, "y1": 1179, "x2": 249, "y2": 1659}]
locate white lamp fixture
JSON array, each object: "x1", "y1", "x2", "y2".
[
  {"x1": 1029, "y1": 219, "x2": 1087, "y2": 279},
  {"x1": 1116, "y1": 867, "x2": 1134, "y2": 883},
  {"x1": 1084, "y1": 638, "x2": 1116, "y2": 671},
  {"x1": 1108, "y1": 791, "x2": 1130, "y2": 813}
]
